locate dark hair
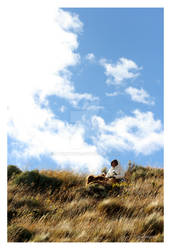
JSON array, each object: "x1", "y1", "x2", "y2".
[{"x1": 111, "y1": 159, "x2": 118, "y2": 166}]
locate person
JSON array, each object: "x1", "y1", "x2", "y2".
[
  {"x1": 86, "y1": 159, "x2": 125, "y2": 185},
  {"x1": 105, "y1": 159, "x2": 125, "y2": 182}
]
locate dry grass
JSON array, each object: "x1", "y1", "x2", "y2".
[{"x1": 7, "y1": 165, "x2": 164, "y2": 242}]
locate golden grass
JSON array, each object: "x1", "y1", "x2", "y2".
[{"x1": 8, "y1": 165, "x2": 164, "y2": 242}]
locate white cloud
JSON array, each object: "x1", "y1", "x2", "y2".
[
  {"x1": 6, "y1": 2, "x2": 97, "y2": 109},
  {"x1": 55, "y1": 8, "x2": 83, "y2": 33},
  {"x1": 125, "y1": 86, "x2": 155, "y2": 105},
  {"x1": 9, "y1": 118, "x2": 107, "y2": 174},
  {"x1": 52, "y1": 73, "x2": 98, "y2": 107},
  {"x1": 60, "y1": 105, "x2": 66, "y2": 113},
  {"x1": 105, "y1": 92, "x2": 119, "y2": 97},
  {"x1": 85, "y1": 53, "x2": 95, "y2": 62},
  {"x1": 100, "y1": 57, "x2": 141, "y2": 84},
  {"x1": 92, "y1": 110, "x2": 163, "y2": 155},
  {"x1": 6, "y1": 1, "x2": 105, "y2": 174}
]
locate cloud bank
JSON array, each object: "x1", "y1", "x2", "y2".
[
  {"x1": 92, "y1": 110, "x2": 163, "y2": 155},
  {"x1": 7, "y1": 1, "x2": 106, "y2": 173}
]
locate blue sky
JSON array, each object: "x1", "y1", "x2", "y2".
[{"x1": 7, "y1": 4, "x2": 163, "y2": 173}]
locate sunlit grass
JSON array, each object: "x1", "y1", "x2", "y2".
[{"x1": 7, "y1": 165, "x2": 164, "y2": 242}]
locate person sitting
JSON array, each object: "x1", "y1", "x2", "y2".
[
  {"x1": 105, "y1": 159, "x2": 125, "y2": 183},
  {"x1": 86, "y1": 159, "x2": 125, "y2": 185}
]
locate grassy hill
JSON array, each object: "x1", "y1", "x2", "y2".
[{"x1": 7, "y1": 165, "x2": 164, "y2": 242}]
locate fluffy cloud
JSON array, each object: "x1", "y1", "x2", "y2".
[
  {"x1": 7, "y1": 1, "x2": 105, "y2": 173},
  {"x1": 9, "y1": 117, "x2": 107, "y2": 173},
  {"x1": 7, "y1": 2, "x2": 97, "y2": 109},
  {"x1": 55, "y1": 8, "x2": 83, "y2": 33},
  {"x1": 125, "y1": 87, "x2": 155, "y2": 105},
  {"x1": 100, "y1": 57, "x2": 141, "y2": 84},
  {"x1": 92, "y1": 110, "x2": 163, "y2": 155},
  {"x1": 85, "y1": 53, "x2": 95, "y2": 62}
]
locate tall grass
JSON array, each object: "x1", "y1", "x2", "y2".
[{"x1": 7, "y1": 164, "x2": 164, "y2": 242}]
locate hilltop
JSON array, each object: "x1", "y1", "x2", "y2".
[{"x1": 8, "y1": 165, "x2": 164, "y2": 242}]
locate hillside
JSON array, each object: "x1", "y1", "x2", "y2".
[{"x1": 8, "y1": 165, "x2": 164, "y2": 242}]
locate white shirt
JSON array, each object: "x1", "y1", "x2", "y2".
[{"x1": 106, "y1": 163, "x2": 125, "y2": 179}]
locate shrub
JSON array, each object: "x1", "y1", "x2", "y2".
[
  {"x1": 8, "y1": 165, "x2": 22, "y2": 180},
  {"x1": 130, "y1": 166, "x2": 149, "y2": 181},
  {"x1": 8, "y1": 225, "x2": 33, "y2": 242},
  {"x1": 14, "y1": 170, "x2": 62, "y2": 192},
  {"x1": 128, "y1": 165, "x2": 164, "y2": 182}
]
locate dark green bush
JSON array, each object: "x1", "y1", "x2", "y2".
[
  {"x1": 8, "y1": 225, "x2": 33, "y2": 242},
  {"x1": 14, "y1": 170, "x2": 62, "y2": 192},
  {"x1": 8, "y1": 165, "x2": 22, "y2": 180}
]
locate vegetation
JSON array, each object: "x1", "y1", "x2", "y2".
[
  {"x1": 14, "y1": 170, "x2": 62, "y2": 193},
  {"x1": 8, "y1": 164, "x2": 164, "y2": 242},
  {"x1": 8, "y1": 225, "x2": 33, "y2": 242},
  {"x1": 8, "y1": 165, "x2": 22, "y2": 180}
]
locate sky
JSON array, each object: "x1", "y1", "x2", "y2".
[{"x1": 7, "y1": 1, "x2": 164, "y2": 174}]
